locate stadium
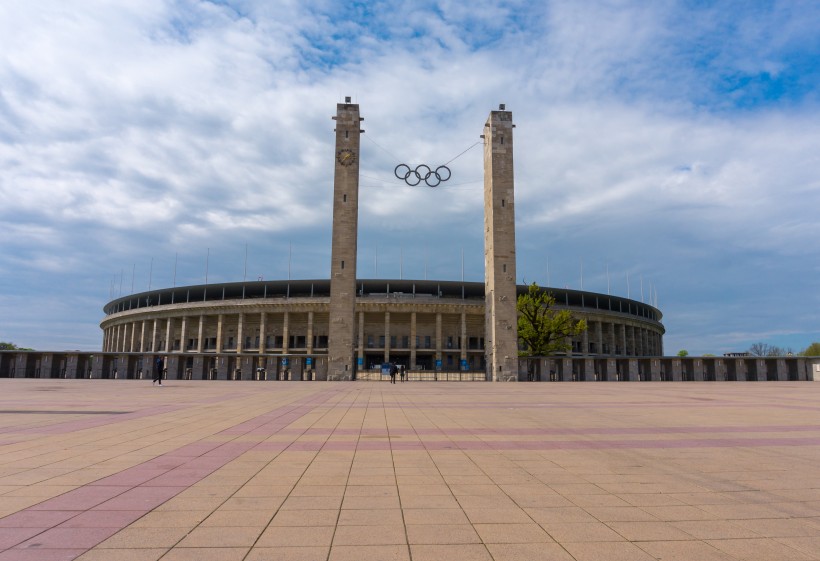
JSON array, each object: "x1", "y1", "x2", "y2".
[{"x1": 99, "y1": 278, "x2": 664, "y2": 381}]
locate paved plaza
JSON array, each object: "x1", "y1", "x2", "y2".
[{"x1": 1, "y1": 380, "x2": 819, "y2": 560}]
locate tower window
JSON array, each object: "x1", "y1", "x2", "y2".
[
  {"x1": 503, "y1": 264, "x2": 507, "y2": 273},
  {"x1": 343, "y1": 194, "x2": 347, "y2": 202},
  {"x1": 501, "y1": 199, "x2": 505, "y2": 207},
  {"x1": 341, "y1": 260, "x2": 345, "y2": 269}
]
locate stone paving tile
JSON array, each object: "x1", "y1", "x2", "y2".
[
  {"x1": 3, "y1": 380, "x2": 820, "y2": 560},
  {"x1": 74, "y1": 548, "x2": 167, "y2": 561},
  {"x1": 161, "y1": 547, "x2": 249, "y2": 561},
  {"x1": 706, "y1": 537, "x2": 817, "y2": 560},
  {"x1": 485, "y1": 542, "x2": 577, "y2": 561},
  {"x1": 637, "y1": 540, "x2": 740, "y2": 561},
  {"x1": 539, "y1": 521, "x2": 626, "y2": 542},
  {"x1": 409, "y1": 544, "x2": 493, "y2": 561},
  {"x1": 563, "y1": 540, "x2": 659, "y2": 560}
]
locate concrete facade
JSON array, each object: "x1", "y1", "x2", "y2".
[
  {"x1": 483, "y1": 107, "x2": 519, "y2": 382},
  {"x1": 0, "y1": 350, "x2": 812, "y2": 381}
]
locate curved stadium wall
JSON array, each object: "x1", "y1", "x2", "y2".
[{"x1": 101, "y1": 279, "x2": 664, "y2": 377}]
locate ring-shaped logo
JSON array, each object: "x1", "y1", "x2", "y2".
[{"x1": 394, "y1": 164, "x2": 452, "y2": 188}]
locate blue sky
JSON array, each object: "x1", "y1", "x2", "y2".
[{"x1": 1, "y1": 0, "x2": 819, "y2": 355}]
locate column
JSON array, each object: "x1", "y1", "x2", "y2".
[
  {"x1": 139, "y1": 321, "x2": 146, "y2": 353},
  {"x1": 282, "y1": 312, "x2": 289, "y2": 354},
  {"x1": 129, "y1": 322, "x2": 137, "y2": 352},
  {"x1": 259, "y1": 312, "x2": 267, "y2": 353},
  {"x1": 216, "y1": 314, "x2": 223, "y2": 353},
  {"x1": 384, "y1": 311, "x2": 390, "y2": 363},
  {"x1": 410, "y1": 311, "x2": 417, "y2": 370},
  {"x1": 151, "y1": 319, "x2": 158, "y2": 353},
  {"x1": 179, "y1": 316, "x2": 188, "y2": 353},
  {"x1": 165, "y1": 318, "x2": 173, "y2": 352},
  {"x1": 483, "y1": 105, "x2": 518, "y2": 381},
  {"x1": 435, "y1": 312, "x2": 442, "y2": 369},
  {"x1": 595, "y1": 320, "x2": 603, "y2": 355},
  {"x1": 197, "y1": 316, "x2": 204, "y2": 353},
  {"x1": 357, "y1": 311, "x2": 365, "y2": 369},
  {"x1": 460, "y1": 312, "x2": 467, "y2": 369},
  {"x1": 327, "y1": 98, "x2": 362, "y2": 380},
  {"x1": 581, "y1": 326, "x2": 589, "y2": 356},
  {"x1": 619, "y1": 324, "x2": 626, "y2": 356},
  {"x1": 236, "y1": 312, "x2": 244, "y2": 353},
  {"x1": 307, "y1": 311, "x2": 314, "y2": 354}
]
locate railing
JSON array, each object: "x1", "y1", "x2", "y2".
[{"x1": 356, "y1": 370, "x2": 486, "y2": 382}]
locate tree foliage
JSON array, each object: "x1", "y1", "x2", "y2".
[
  {"x1": 0, "y1": 342, "x2": 32, "y2": 351},
  {"x1": 517, "y1": 283, "x2": 587, "y2": 356},
  {"x1": 748, "y1": 342, "x2": 792, "y2": 356},
  {"x1": 801, "y1": 342, "x2": 820, "y2": 356},
  {"x1": 677, "y1": 349, "x2": 689, "y2": 357}
]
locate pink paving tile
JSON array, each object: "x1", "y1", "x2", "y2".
[
  {"x1": 29, "y1": 488, "x2": 130, "y2": 511},
  {"x1": 58, "y1": 510, "x2": 144, "y2": 529},
  {"x1": 0, "y1": 511, "x2": 79, "y2": 528},
  {"x1": 0, "y1": 528, "x2": 48, "y2": 550},
  {"x1": 14, "y1": 527, "x2": 116, "y2": 549},
  {"x1": 89, "y1": 469, "x2": 168, "y2": 487},
  {"x1": 0, "y1": 549, "x2": 85, "y2": 561}
]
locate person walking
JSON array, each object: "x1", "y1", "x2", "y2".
[
  {"x1": 400, "y1": 365, "x2": 406, "y2": 383},
  {"x1": 153, "y1": 356, "x2": 163, "y2": 386},
  {"x1": 389, "y1": 362, "x2": 397, "y2": 384}
]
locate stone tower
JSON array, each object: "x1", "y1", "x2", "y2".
[
  {"x1": 327, "y1": 98, "x2": 362, "y2": 380},
  {"x1": 483, "y1": 106, "x2": 519, "y2": 381}
]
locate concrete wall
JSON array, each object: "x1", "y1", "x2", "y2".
[{"x1": 1, "y1": 352, "x2": 812, "y2": 382}]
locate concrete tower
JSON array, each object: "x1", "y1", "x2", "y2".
[
  {"x1": 483, "y1": 105, "x2": 519, "y2": 382},
  {"x1": 327, "y1": 98, "x2": 362, "y2": 380}
]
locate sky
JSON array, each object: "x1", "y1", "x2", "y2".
[{"x1": 1, "y1": 0, "x2": 819, "y2": 355}]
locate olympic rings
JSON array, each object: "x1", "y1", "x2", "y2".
[{"x1": 394, "y1": 163, "x2": 452, "y2": 187}]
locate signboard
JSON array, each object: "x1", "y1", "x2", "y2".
[
  {"x1": 435, "y1": 359, "x2": 442, "y2": 370},
  {"x1": 306, "y1": 357, "x2": 312, "y2": 366}
]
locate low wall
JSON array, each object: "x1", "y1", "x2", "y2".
[{"x1": 0, "y1": 351, "x2": 814, "y2": 382}]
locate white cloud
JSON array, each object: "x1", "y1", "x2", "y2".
[{"x1": 1, "y1": 0, "x2": 819, "y2": 353}]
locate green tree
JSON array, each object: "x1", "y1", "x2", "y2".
[
  {"x1": 801, "y1": 342, "x2": 820, "y2": 356},
  {"x1": 0, "y1": 342, "x2": 26, "y2": 350},
  {"x1": 677, "y1": 349, "x2": 689, "y2": 357},
  {"x1": 517, "y1": 283, "x2": 587, "y2": 356}
]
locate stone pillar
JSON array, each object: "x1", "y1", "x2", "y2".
[
  {"x1": 307, "y1": 311, "x2": 314, "y2": 354},
  {"x1": 140, "y1": 321, "x2": 146, "y2": 353},
  {"x1": 410, "y1": 312, "x2": 417, "y2": 370},
  {"x1": 129, "y1": 322, "x2": 136, "y2": 352},
  {"x1": 282, "y1": 312, "x2": 290, "y2": 354},
  {"x1": 164, "y1": 318, "x2": 173, "y2": 352},
  {"x1": 197, "y1": 316, "x2": 204, "y2": 353},
  {"x1": 179, "y1": 316, "x2": 188, "y2": 353},
  {"x1": 460, "y1": 311, "x2": 467, "y2": 369},
  {"x1": 236, "y1": 312, "x2": 244, "y2": 353},
  {"x1": 483, "y1": 105, "x2": 518, "y2": 381},
  {"x1": 435, "y1": 312, "x2": 442, "y2": 371},
  {"x1": 384, "y1": 311, "x2": 391, "y2": 363},
  {"x1": 216, "y1": 314, "x2": 224, "y2": 353},
  {"x1": 618, "y1": 324, "x2": 626, "y2": 356},
  {"x1": 581, "y1": 326, "x2": 589, "y2": 356},
  {"x1": 259, "y1": 312, "x2": 267, "y2": 353},
  {"x1": 327, "y1": 98, "x2": 362, "y2": 380},
  {"x1": 357, "y1": 311, "x2": 365, "y2": 370},
  {"x1": 151, "y1": 319, "x2": 159, "y2": 353},
  {"x1": 595, "y1": 321, "x2": 603, "y2": 355}
]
